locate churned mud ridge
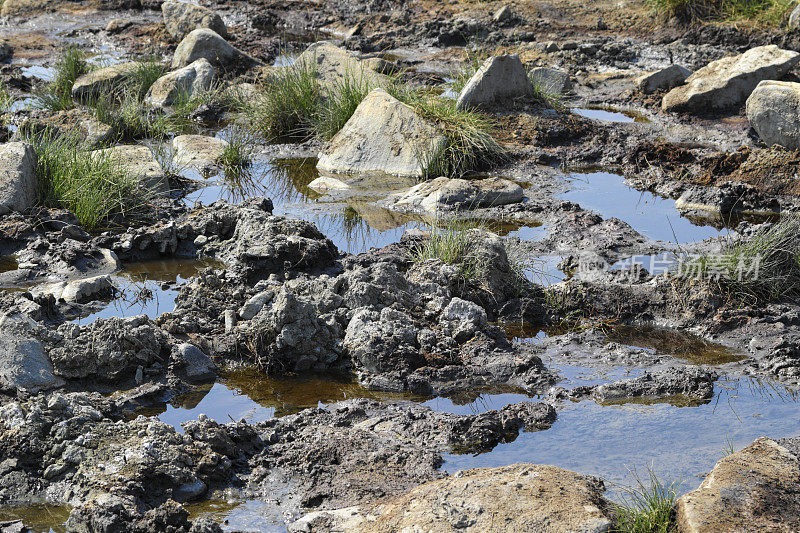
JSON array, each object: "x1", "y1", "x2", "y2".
[{"x1": 0, "y1": 391, "x2": 554, "y2": 526}]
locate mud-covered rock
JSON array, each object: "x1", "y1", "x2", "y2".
[
  {"x1": 456, "y1": 55, "x2": 533, "y2": 110},
  {"x1": 291, "y1": 463, "x2": 612, "y2": 533},
  {"x1": 49, "y1": 316, "x2": 173, "y2": 382},
  {"x1": 676, "y1": 437, "x2": 800, "y2": 532},
  {"x1": 145, "y1": 59, "x2": 214, "y2": 108},
  {"x1": 662, "y1": 45, "x2": 800, "y2": 114},
  {"x1": 0, "y1": 314, "x2": 64, "y2": 394},
  {"x1": 0, "y1": 143, "x2": 37, "y2": 216},
  {"x1": 162, "y1": 0, "x2": 227, "y2": 40},
  {"x1": 591, "y1": 367, "x2": 715, "y2": 404},
  {"x1": 317, "y1": 88, "x2": 447, "y2": 178}
]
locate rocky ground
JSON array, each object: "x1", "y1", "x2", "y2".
[{"x1": 2, "y1": 0, "x2": 800, "y2": 531}]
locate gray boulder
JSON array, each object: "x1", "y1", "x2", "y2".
[
  {"x1": 676, "y1": 437, "x2": 800, "y2": 532},
  {"x1": 492, "y1": 5, "x2": 515, "y2": 24},
  {"x1": 317, "y1": 88, "x2": 447, "y2": 179},
  {"x1": 162, "y1": 0, "x2": 227, "y2": 40},
  {"x1": 636, "y1": 64, "x2": 691, "y2": 94},
  {"x1": 91, "y1": 145, "x2": 168, "y2": 194},
  {"x1": 172, "y1": 134, "x2": 228, "y2": 173},
  {"x1": 145, "y1": 58, "x2": 214, "y2": 108},
  {"x1": 790, "y1": 3, "x2": 800, "y2": 28},
  {"x1": 171, "y1": 28, "x2": 259, "y2": 70},
  {"x1": 293, "y1": 41, "x2": 387, "y2": 88},
  {"x1": 0, "y1": 314, "x2": 64, "y2": 394},
  {"x1": 381, "y1": 176, "x2": 523, "y2": 213},
  {"x1": 71, "y1": 62, "x2": 141, "y2": 102},
  {"x1": 0, "y1": 142, "x2": 37, "y2": 216},
  {"x1": 529, "y1": 66, "x2": 571, "y2": 94},
  {"x1": 31, "y1": 275, "x2": 114, "y2": 303},
  {"x1": 456, "y1": 55, "x2": 533, "y2": 110},
  {"x1": 746, "y1": 79, "x2": 800, "y2": 150},
  {"x1": 176, "y1": 343, "x2": 216, "y2": 381},
  {"x1": 662, "y1": 45, "x2": 800, "y2": 113}
]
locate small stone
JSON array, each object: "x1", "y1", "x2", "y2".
[
  {"x1": 635, "y1": 64, "x2": 691, "y2": 94},
  {"x1": 162, "y1": 0, "x2": 227, "y2": 40},
  {"x1": 0, "y1": 142, "x2": 37, "y2": 216},
  {"x1": 224, "y1": 310, "x2": 236, "y2": 332}
]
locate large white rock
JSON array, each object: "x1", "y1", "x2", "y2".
[
  {"x1": 32, "y1": 275, "x2": 114, "y2": 303},
  {"x1": 293, "y1": 41, "x2": 386, "y2": 88},
  {"x1": 676, "y1": 437, "x2": 800, "y2": 532},
  {"x1": 161, "y1": 0, "x2": 227, "y2": 40},
  {"x1": 382, "y1": 176, "x2": 524, "y2": 214},
  {"x1": 90, "y1": 145, "x2": 168, "y2": 194},
  {"x1": 746, "y1": 79, "x2": 800, "y2": 150},
  {"x1": 636, "y1": 64, "x2": 691, "y2": 94},
  {"x1": 172, "y1": 134, "x2": 228, "y2": 173},
  {"x1": 0, "y1": 142, "x2": 37, "y2": 216},
  {"x1": 171, "y1": 28, "x2": 258, "y2": 70},
  {"x1": 71, "y1": 62, "x2": 141, "y2": 102},
  {"x1": 662, "y1": 45, "x2": 800, "y2": 113},
  {"x1": 317, "y1": 88, "x2": 447, "y2": 179},
  {"x1": 456, "y1": 55, "x2": 533, "y2": 110},
  {"x1": 145, "y1": 58, "x2": 214, "y2": 108}
]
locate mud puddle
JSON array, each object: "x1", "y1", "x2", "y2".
[
  {"x1": 563, "y1": 171, "x2": 728, "y2": 243},
  {"x1": 443, "y1": 376, "x2": 800, "y2": 499},
  {"x1": 606, "y1": 325, "x2": 745, "y2": 365},
  {"x1": 73, "y1": 258, "x2": 223, "y2": 324},
  {"x1": 572, "y1": 106, "x2": 649, "y2": 123},
  {"x1": 0, "y1": 502, "x2": 70, "y2": 533},
  {"x1": 143, "y1": 367, "x2": 421, "y2": 430}
]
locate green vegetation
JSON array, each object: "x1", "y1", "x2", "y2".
[
  {"x1": 529, "y1": 72, "x2": 567, "y2": 111},
  {"x1": 409, "y1": 218, "x2": 482, "y2": 277},
  {"x1": 677, "y1": 218, "x2": 800, "y2": 305},
  {"x1": 0, "y1": 80, "x2": 13, "y2": 119},
  {"x1": 314, "y1": 71, "x2": 373, "y2": 140},
  {"x1": 241, "y1": 60, "x2": 321, "y2": 141},
  {"x1": 34, "y1": 47, "x2": 92, "y2": 111},
  {"x1": 612, "y1": 468, "x2": 678, "y2": 533},
  {"x1": 22, "y1": 129, "x2": 149, "y2": 231},
  {"x1": 218, "y1": 126, "x2": 255, "y2": 181},
  {"x1": 646, "y1": 0, "x2": 794, "y2": 25},
  {"x1": 403, "y1": 91, "x2": 508, "y2": 178}
]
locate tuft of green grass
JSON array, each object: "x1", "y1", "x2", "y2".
[
  {"x1": 312, "y1": 69, "x2": 373, "y2": 140},
  {"x1": 677, "y1": 218, "x2": 800, "y2": 305},
  {"x1": 396, "y1": 89, "x2": 508, "y2": 179},
  {"x1": 242, "y1": 61, "x2": 321, "y2": 141},
  {"x1": 529, "y1": 72, "x2": 567, "y2": 111},
  {"x1": 646, "y1": 0, "x2": 794, "y2": 25},
  {"x1": 218, "y1": 126, "x2": 255, "y2": 181},
  {"x1": 450, "y1": 48, "x2": 490, "y2": 96},
  {"x1": 125, "y1": 58, "x2": 166, "y2": 101},
  {"x1": 22, "y1": 128, "x2": 149, "y2": 231},
  {"x1": 409, "y1": 218, "x2": 482, "y2": 278},
  {"x1": 0, "y1": 80, "x2": 13, "y2": 119},
  {"x1": 34, "y1": 47, "x2": 92, "y2": 111},
  {"x1": 723, "y1": 435, "x2": 737, "y2": 456},
  {"x1": 613, "y1": 468, "x2": 678, "y2": 533}
]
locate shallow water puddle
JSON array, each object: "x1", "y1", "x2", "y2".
[
  {"x1": 72, "y1": 258, "x2": 222, "y2": 324},
  {"x1": 183, "y1": 157, "x2": 543, "y2": 254},
  {"x1": 572, "y1": 106, "x2": 648, "y2": 123},
  {"x1": 606, "y1": 325, "x2": 745, "y2": 365},
  {"x1": 0, "y1": 255, "x2": 18, "y2": 274},
  {"x1": 563, "y1": 171, "x2": 727, "y2": 243},
  {"x1": 442, "y1": 376, "x2": 800, "y2": 499},
  {"x1": 0, "y1": 502, "x2": 71, "y2": 533},
  {"x1": 145, "y1": 368, "x2": 422, "y2": 430}
]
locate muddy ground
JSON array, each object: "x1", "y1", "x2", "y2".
[{"x1": 2, "y1": 0, "x2": 800, "y2": 531}]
